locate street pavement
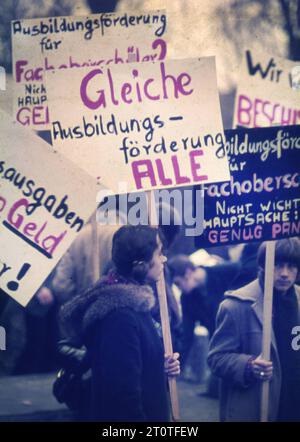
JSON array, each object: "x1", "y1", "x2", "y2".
[
  {"x1": 0, "y1": 373, "x2": 219, "y2": 422},
  {"x1": 178, "y1": 379, "x2": 219, "y2": 422}
]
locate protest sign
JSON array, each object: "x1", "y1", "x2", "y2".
[
  {"x1": 45, "y1": 55, "x2": 228, "y2": 420},
  {"x1": 232, "y1": 49, "x2": 300, "y2": 423},
  {"x1": 11, "y1": 10, "x2": 167, "y2": 130},
  {"x1": 0, "y1": 110, "x2": 98, "y2": 306},
  {"x1": 233, "y1": 49, "x2": 300, "y2": 128},
  {"x1": 195, "y1": 125, "x2": 300, "y2": 249},
  {"x1": 46, "y1": 57, "x2": 230, "y2": 194}
]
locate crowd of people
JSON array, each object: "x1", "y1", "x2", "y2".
[{"x1": 0, "y1": 213, "x2": 299, "y2": 422}]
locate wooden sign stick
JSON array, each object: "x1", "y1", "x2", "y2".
[
  {"x1": 91, "y1": 210, "x2": 100, "y2": 283},
  {"x1": 260, "y1": 240, "x2": 276, "y2": 422},
  {"x1": 146, "y1": 190, "x2": 180, "y2": 421}
]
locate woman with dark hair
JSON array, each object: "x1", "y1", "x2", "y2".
[{"x1": 61, "y1": 225, "x2": 180, "y2": 421}]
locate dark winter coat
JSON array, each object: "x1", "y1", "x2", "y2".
[
  {"x1": 208, "y1": 279, "x2": 300, "y2": 422},
  {"x1": 61, "y1": 278, "x2": 170, "y2": 422}
]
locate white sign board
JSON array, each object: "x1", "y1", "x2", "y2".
[
  {"x1": 46, "y1": 57, "x2": 230, "y2": 194},
  {"x1": 11, "y1": 11, "x2": 167, "y2": 130},
  {"x1": 0, "y1": 110, "x2": 98, "y2": 306},
  {"x1": 233, "y1": 49, "x2": 300, "y2": 128}
]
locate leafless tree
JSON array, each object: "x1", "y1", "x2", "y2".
[
  {"x1": 216, "y1": 0, "x2": 300, "y2": 61},
  {"x1": 0, "y1": 0, "x2": 76, "y2": 72}
]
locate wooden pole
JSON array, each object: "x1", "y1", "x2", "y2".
[
  {"x1": 91, "y1": 210, "x2": 100, "y2": 283},
  {"x1": 260, "y1": 240, "x2": 276, "y2": 422},
  {"x1": 146, "y1": 190, "x2": 180, "y2": 421}
]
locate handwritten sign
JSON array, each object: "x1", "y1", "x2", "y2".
[
  {"x1": 46, "y1": 57, "x2": 230, "y2": 194},
  {"x1": 233, "y1": 49, "x2": 300, "y2": 128},
  {"x1": 11, "y1": 10, "x2": 167, "y2": 130},
  {"x1": 0, "y1": 110, "x2": 98, "y2": 306},
  {"x1": 195, "y1": 125, "x2": 300, "y2": 248}
]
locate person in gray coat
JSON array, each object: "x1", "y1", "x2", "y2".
[{"x1": 208, "y1": 238, "x2": 300, "y2": 422}]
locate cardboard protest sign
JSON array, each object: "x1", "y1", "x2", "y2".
[
  {"x1": 232, "y1": 49, "x2": 300, "y2": 424},
  {"x1": 0, "y1": 110, "x2": 98, "y2": 306},
  {"x1": 195, "y1": 125, "x2": 300, "y2": 249},
  {"x1": 233, "y1": 49, "x2": 300, "y2": 128},
  {"x1": 46, "y1": 57, "x2": 230, "y2": 194},
  {"x1": 11, "y1": 10, "x2": 167, "y2": 130}
]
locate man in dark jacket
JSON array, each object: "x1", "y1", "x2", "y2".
[
  {"x1": 168, "y1": 254, "x2": 240, "y2": 369},
  {"x1": 208, "y1": 238, "x2": 300, "y2": 422}
]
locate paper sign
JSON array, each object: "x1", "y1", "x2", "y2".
[
  {"x1": 11, "y1": 10, "x2": 167, "y2": 130},
  {"x1": 46, "y1": 57, "x2": 230, "y2": 194},
  {"x1": 195, "y1": 125, "x2": 300, "y2": 248},
  {"x1": 0, "y1": 110, "x2": 98, "y2": 306},
  {"x1": 233, "y1": 49, "x2": 300, "y2": 128}
]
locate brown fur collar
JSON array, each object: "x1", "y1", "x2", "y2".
[{"x1": 61, "y1": 281, "x2": 155, "y2": 336}]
